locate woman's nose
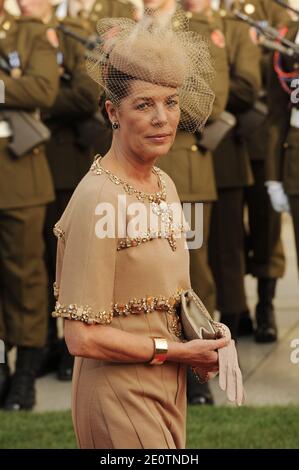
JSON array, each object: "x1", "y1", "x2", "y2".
[{"x1": 151, "y1": 106, "x2": 168, "y2": 126}]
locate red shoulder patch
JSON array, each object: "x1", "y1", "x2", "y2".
[
  {"x1": 46, "y1": 28, "x2": 59, "y2": 48},
  {"x1": 249, "y1": 26, "x2": 259, "y2": 45},
  {"x1": 210, "y1": 29, "x2": 226, "y2": 48}
]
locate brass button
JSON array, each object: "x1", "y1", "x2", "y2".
[
  {"x1": 283, "y1": 142, "x2": 289, "y2": 149},
  {"x1": 3, "y1": 21, "x2": 11, "y2": 31},
  {"x1": 95, "y1": 3, "x2": 103, "y2": 12},
  {"x1": 244, "y1": 4, "x2": 256, "y2": 15},
  {"x1": 191, "y1": 144, "x2": 198, "y2": 152},
  {"x1": 185, "y1": 12, "x2": 192, "y2": 19},
  {"x1": 33, "y1": 147, "x2": 40, "y2": 155}
]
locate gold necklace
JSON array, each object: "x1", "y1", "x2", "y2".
[
  {"x1": 90, "y1": 155, "x2": 178, "y2": 251},
  {"x1": 91, "y1": 154, "x2": 167, "y2": 203}
]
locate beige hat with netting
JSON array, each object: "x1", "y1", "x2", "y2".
[{"x1": 86, "y1": 11, "x2": 215, "y2": 132}]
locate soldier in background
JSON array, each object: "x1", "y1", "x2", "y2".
[
  {"x1": 55, "y1": 0, "x2": 135, "y2": 158},
  {"x1": 56, "y1": 0, "x2": 134, "y2": 34},
  {"x1": 266, "y1": 17, "x2": 299, "y2": 276},
  {"x1": 215, "y1": 0, "x2": 290, "y2": 342},
  {"x1": 17, "y1": 0, "x2": 100, "y2": 381},
  {"x1": 181, "y1": 1, "x2": 261, "y2": 339},
  {"x1": 0, "y1": 0, "x2": 59, "y2": 409},
  {"x1": 141, "y1": 0, "x2": 230, "y2": 404}
]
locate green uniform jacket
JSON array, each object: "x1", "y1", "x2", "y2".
[
  {"x1": 225, "y1": 1, "x2": 290, "y2": 87},
  {"x1": 0, "y1": 13, "x2": 59, "y2": 209},
  {"x1": 76, "y1": 0, "x2": 133, "y2": 35},
  {"x1": 213, "y1": 13, "x2": 261, "y2": 188},
  {"x1": 219, "y1": 0, "x2": 290, "y2": 26},
  {"x1": 43, "y1": 17, "x2": 99, "y2": 190},
  {"x1": 219, "y1": 0, "x2": 291, "y2": 161},
  {"x1": 266, "y1": 21, "x2": 299, "y2": 195},
  {"x1": 157, "y1": 10, "x2": 230, "y2": 202}
]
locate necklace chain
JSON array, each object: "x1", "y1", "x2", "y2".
[{"x1": 91, "y1": 154, "x2": 167, "y2": 204}]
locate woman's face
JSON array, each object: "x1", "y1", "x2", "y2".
[{"x1": 106, "y1": 80, "x2": 180, "y2": 161}]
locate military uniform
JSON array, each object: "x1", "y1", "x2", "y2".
[
  {"x1": 0, "y1": 11, "x2": 59, "y2": 410},
  {"x1": 65, "y1": 0, "x2": 133, "y2": 35},
  {"x1": 208, "y1": 11, "x2": 260, "y2": 326},
  {"x1": 215, "y1": 0, "x2": 290, "y2": 340},
  {"x1": 217, "y1": 0, "x2": 288, "y2": 279},
  {"x1": 0, "y1": 13, "x2": 58, "y2": 349},
  {"x1": 41, "y1": 16, "x2": 100, "y2": 379},
  {"x1": 218, "y1": 0, "x2": 290, "y2": 29},
  {"x1": 157, "y1": 10, "x2": 230, "y2": 316},
  {"x1": 267, "y1": 21, "x2": 299, "y2": 272},
  {"x1": 60, "y1": 0, "x2": 134, "y2": 157}
]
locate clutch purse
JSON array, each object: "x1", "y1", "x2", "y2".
[
  {"x1": 180, "y1": 289, "x2": 245, "y2": 406},
  {"x1": 180, "y1": 290, "x2": 226, "y2": 341}
]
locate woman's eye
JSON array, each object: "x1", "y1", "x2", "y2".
[
  {"x1": 167, "y1": 100, "x2": 178, "y2": 108},
  {"x1": 136, "y1": 102, "x2": 151, "y2": 110}
]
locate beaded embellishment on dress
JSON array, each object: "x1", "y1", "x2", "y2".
[
  {"x1": 90, "y1": 155, "x2": 167, "y2": 204},
  {"x1": 90, "y1": 155, "x2": 183, "y2": 250},
  {"x1": 52, "y1": 289, "x2": 184, "y2": 338},
  {"x1": 53, "y1": 223, "x2": 65, "y2": 241}
]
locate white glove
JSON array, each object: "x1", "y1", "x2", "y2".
[
  {"x1": 215, "y1": 323, "x2": 245, "y2": 406},
  {"x1": 218, "y1": 339, "x2": 245, "y2": 406},
  {"x1": 192, "y1": 322, "x2": 245, "y2": 406},
  {"x1": 266, "y1": 181, "x2": 290, "y2": 213}
]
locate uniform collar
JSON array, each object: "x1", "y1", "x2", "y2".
[
  {"x1": 46, "y1": 13, "x2": 59, "y2": 28},
  {"x1": 0, "y1": 11, "x2": 18, "y2": 34},
  {"x1": 183, "y1": 8, "x2": 217, "y2": 25},
  {"x1": 69, "y1": 0, "x2": 95, "y2": 17}
]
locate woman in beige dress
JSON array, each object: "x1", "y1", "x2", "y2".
[{"x1": 52, "y1": 15, "x2": 229, "y2": 449}]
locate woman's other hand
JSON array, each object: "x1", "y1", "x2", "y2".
[{"x1": 167, "y1": 336, "x2": 229, "y2": 373}]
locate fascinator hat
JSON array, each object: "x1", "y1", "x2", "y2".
[{"x1": 86, "y1": 11, "x2": 215, "y2": 132}]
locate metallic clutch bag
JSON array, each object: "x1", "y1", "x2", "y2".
[
  {"x1": 180, "y1": 289, "x2": 245, "y2": 406},
  {"x1": 180, "y1": 290, "x2": 226, "y2": 341}
]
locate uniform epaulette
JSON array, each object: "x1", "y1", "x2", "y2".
[
  {"x1": 219, "y1": 11, "x2": 236, "y2": 21},
  {"x1": 16, "y1": 16, "x2": 44, "y2": 24},
  {"x1": 58, "y1": 17, "x2": 86, "y2": 31}
]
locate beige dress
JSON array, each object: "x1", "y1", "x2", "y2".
[{"x1": 52, "y1": 156, "x2": 191, "y2": 449}]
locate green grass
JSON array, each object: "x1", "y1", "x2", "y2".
[
  {"x1": 0, "y1": 406, "x2": 299, "y2": 449},
  {"x1": 187, "y1": 406, "x2": 299, "y2": 449}
]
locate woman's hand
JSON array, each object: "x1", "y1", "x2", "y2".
[{"x1": 167, "y1": 337, "x2": 229, "y2": 373}]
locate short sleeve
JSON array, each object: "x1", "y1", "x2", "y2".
[{"x1": 52, "y1": 177, "x2": 117, "y2": 325}]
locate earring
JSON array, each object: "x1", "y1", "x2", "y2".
[{"x1": 112, "y1": 121, "x2": 119, "y2": 130}]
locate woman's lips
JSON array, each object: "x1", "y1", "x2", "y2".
[{"x1": 146, "y1": 134, "x2": 172, "y2": 143}]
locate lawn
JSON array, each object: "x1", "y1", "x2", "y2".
[{"x1": 0, "y1": 406, "x2": 298, "y2": 449}]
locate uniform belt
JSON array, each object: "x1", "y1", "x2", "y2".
[{"x1": 0, "y1": 120, "x2": 12, "y2": 138}]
